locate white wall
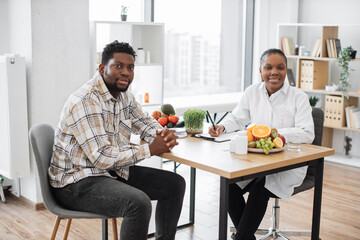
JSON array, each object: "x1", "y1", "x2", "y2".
[
  {"x1": 220, "y1": 0, "x2": 243, "y2": 91},
  {"x1": 252, "y1": 0, "x2": 298, "y2": 83},
  {"x1": 0, "y1": 0, "x2": 90, "y2": 203},
  {"x1": 0, "y1": 0, "x2": 33, "y2": 199},
  {"x1": 0, "y1": 1, "x2": 9, "y2": 54}
]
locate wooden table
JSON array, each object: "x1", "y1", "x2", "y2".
[{"x1": 160, "y1": 135, "x2": 335, "y2": 240}]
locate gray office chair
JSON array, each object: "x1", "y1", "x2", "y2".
[
  {"x1": 255, "y1": 107, "x2": 324, "y2": 239},
  {"x1": 29, "y1": 123, "x2": 118, "y2": 240}
]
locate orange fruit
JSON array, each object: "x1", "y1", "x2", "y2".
[
  {"x1": 251, "y1": 124, "x2": 271, "y2": 139},
  {"x1": 246, "y1": 130, "x2": 254, "y2": 142},
  {"x1": 246, "y1": 123, "x2": 256, "y2": 131},
  {"x1": 273, "y1": 137, "x2": 284, "y2": 148}
]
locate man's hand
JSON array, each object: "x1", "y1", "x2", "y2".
[
  {"x1": 208, "y1": 124, "x2": 225, "y2": 137},
  {"x1": 149, "y1": 129, "x2": 179, "y2": 156}
]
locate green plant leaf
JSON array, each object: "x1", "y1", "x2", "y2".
[
  {"x1": 183, "y1": 109, "x2": 206, "y2": 129},
  {"x1": 336, "y1": 46, "x2": 355, "y2": 101}
]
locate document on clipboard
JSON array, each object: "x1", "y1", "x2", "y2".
[{"x1": 192, "y1": 131, "x2": 238, "y2": 143}]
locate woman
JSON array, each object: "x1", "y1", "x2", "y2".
[{"x1": 209, "y1": 48, "x2": 314, "y2": 240}]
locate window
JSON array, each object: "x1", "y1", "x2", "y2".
[
  {"x1": 155, "y1": 0, "x2": 224, "y2": 98},
  {"x1": 89, "y1": 0, "x2": 254, "y2": 100}
]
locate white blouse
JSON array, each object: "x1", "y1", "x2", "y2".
[{"x1": 221, "y1": 81, "x2": 314, "y2": 201}]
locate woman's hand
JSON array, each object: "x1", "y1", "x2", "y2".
[{"x1": 208, "y1": 124, "x2": 225, "y2": 137}]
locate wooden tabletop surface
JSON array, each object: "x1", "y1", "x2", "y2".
[{"x1": 160, "y1": 135, "x2": 335, "y2": 179}]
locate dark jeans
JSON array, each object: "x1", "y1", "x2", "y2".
[
  {"x1": 228, "y1": 177, "x2": 277, "y2": 240},
  {"x1": 52, "y1": 165, "x2": 186, "y2": 240}
]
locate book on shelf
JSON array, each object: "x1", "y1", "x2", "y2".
[
  {"x1": 287, "y1": 37, "x2": 295, "y2": 55},
  {"x1": 331, "y1": 39, "x2": 337, "y2": 58},
  {"x1": 334, "y1": 39, "x2": 341, "y2": 57},
  {"x1": 345, "y1": 106, "x2": 355, "y2": 128},
  {"x1": 326, "y1": 38, "x2": 339, "y2": 58},
  {"x1": 349, "y1": 107, "x2": 359, "y2": 129},
  {"x1": 280, "y1": 37, "x2": 294, "y2": 55},
  {"x1": 345, "y1": 106, "x2": 360, "y2": 128},
  {"x1": 354, "y1": 111, "x2": 360, "y2": 129},
  {"x1": 311, "y1": 38, "x2": 321, "y2": 57},
  {"x1": 326, "y1": 38, "x2": 341, "y2": 58},
  {"x1": 286, "y1": 69, "x2": 296, "y2": 87},
  {"x1": 329, "y1": 38, "x2": 336, "y2": 58},
  {"x1": 326, "y1": 39, "x2": 332, "y2": 58}
]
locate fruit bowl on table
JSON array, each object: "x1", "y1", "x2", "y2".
[{"x1": 248, "y1": 146, "x2": 285, "y2": 154}]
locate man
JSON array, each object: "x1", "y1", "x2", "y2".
[{"x1": 49, "y1": 41, "x2": 185, "y2": 240}]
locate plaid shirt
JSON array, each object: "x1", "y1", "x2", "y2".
[{"x1": 49, "y1": 72, "x2": 162, "y2": 188}]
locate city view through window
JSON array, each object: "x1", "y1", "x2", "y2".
[{"x1": 155, "y1": 0, "x2": 229, "y2": 98}]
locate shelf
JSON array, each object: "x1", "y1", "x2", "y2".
[
  {"x1": 324, "y1": 125, "x2": 360, "y2": 132},
  {"x1": 287, "y1": 55, "x2": 360, "y2": 62},
  {"x1": 325, "y1": 153, "x2": 360, "y2": 168},
  {"x1": 278, "y1": 23, "x2": 360, "y2": 162},
  {"x1": 304, "y1": 89, "x2": 360, "y2": 97}
]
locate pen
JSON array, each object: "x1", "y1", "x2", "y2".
[{"x1": 206, "y1": 110, "x2": 216, "y2": 131}]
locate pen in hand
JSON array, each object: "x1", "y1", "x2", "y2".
[{"x1": 206, "y1": 110, "x2": 216, "y2": 131}]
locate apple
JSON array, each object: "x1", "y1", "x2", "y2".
[{"x1": 278, "y1": 134, "x2": 286, "y2": 145}]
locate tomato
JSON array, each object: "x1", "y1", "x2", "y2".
[
  {"x1": 152, "y1": 111, "x2": 162, "y2": 120},
  {"x1": 158, "y1": 117, "x2": 168, "y2": 127},
  {"x1": 168, "y1": 115, "x2": 179, "y2": 124}
]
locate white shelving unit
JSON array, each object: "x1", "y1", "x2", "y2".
[
  {"x1": 325, "y1": 154, "x2": 360, "y2": 168},
  {"x1": 90, "y1": 21, "x2": 165, "y2": 106},
  {"x1": 277, "y1": 23, "x2": 360, "y2": 166}
]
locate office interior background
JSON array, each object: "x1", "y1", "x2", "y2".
[{"x1": 0, "y1": 0, "x2": 360, "y2": 214}]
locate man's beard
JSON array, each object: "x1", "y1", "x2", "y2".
[
  {"x1": 103, "y1": 69, "x2": 130, "y2": 92},
  {"x1": 105, "y1": 82, "x2": 129, "y2": 92}
]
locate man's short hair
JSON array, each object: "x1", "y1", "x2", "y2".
[{"x1": 101, "y1": 41, "x2": 137, "y2": 65}]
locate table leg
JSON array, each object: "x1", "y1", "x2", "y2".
[
  {"x1": 219, "y1": 177, "x2": 229, "y2": 240},
  {"x1": 312, "y1": 158, "x2": 324, "y2": 240},
  {"x1": 189, "y1": 167, "x2": 196, "y2": 223},
  {"x1": 102, "y1": 219, "x2": 108, "y2": 240}
]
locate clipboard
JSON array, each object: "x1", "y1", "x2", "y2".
[{"x1": 192, "y1": 131, "x2": 238, "y2": 143}]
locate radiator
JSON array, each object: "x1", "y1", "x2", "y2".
[{"x1": 0, "y1": 54, "x2": 30, "y2": 179}]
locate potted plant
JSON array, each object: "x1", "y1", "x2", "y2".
[
  {"x1": 183, "y1": 109, "x2": 206, "y2": 134},
  {"x1": 336, "y1": 46, "x2": 355, "y2": 100},
  {"x1": 309, "y1": 96, "x2": 319, "y2": 107},
  {"x1": 121, "y1": 6, "x2": 128, "y2": 21}
]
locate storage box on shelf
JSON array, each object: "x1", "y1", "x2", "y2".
[
  {"x1": 324, "y1": 95, "x2": 358, "y2": 128},
  {"x1": 277, "y1": 23, "x2": 360, "y2": 151},
  {"x1": 299, "y1": 60, "x2": 328, "y2": 90},
  {"x1": 90, "y1": 21, "x2": 165, "y2": 106}
]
